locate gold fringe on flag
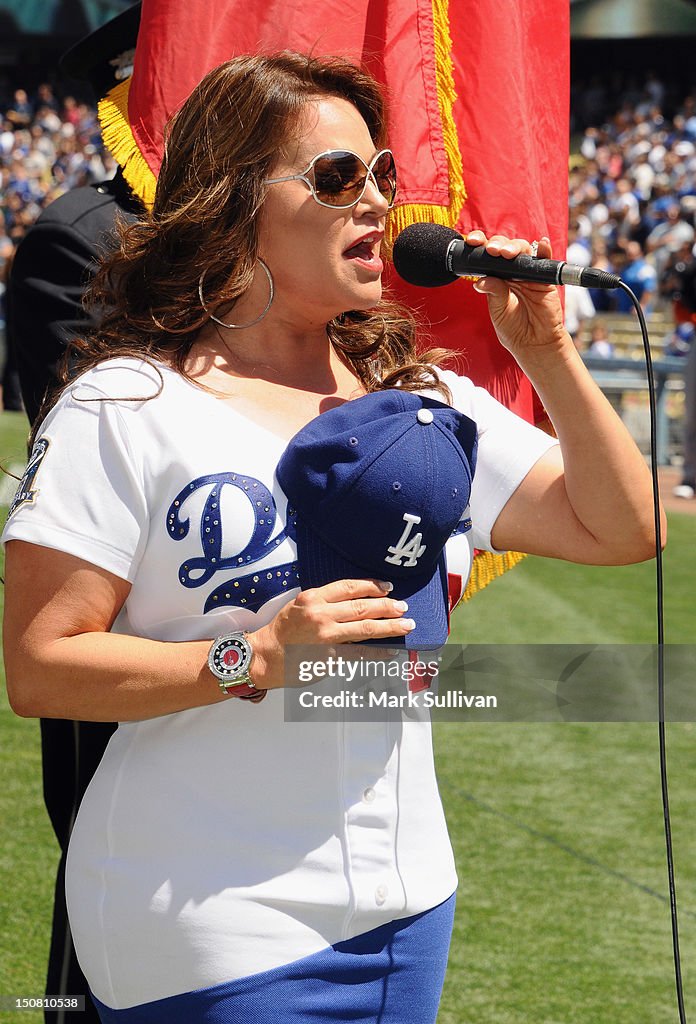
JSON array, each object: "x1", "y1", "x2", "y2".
[
  {"x1": 385, "y1": 0, "x2": 466, "y2": 247},
  {"x1": 460, "y1": 550, "x2": 527, "y2": 604},
  {"x1": 387, "y1": 0, "x2": 525, "y2": 601},
  {"x1": 98, "y1": 77, "x2": 158, "y2": 208}
]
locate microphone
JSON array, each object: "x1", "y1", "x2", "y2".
[{"x1": 392, "y1": 223, "x2": 621, "y2": 290}]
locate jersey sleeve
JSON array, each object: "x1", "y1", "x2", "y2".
[
  {"x1": 440, "y1": 370, "x2": 559, "y2": 552},
  {"x1": 2, "y1": 381, "x2": 149, "y2": 582}
]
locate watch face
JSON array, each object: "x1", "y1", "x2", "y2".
[{"x1": 210, "y1": 634, "x2": 252, "y2": 681}]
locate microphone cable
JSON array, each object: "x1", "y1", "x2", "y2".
[{"x1": 617, "y1": 281, "x2": 686, "y2": 1024}]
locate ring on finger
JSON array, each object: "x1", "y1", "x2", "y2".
[{"x1": 529, "y1": 239, "x2": 539, "y2": 258}]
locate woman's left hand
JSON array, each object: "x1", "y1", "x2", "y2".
[{"x1": 465, "y1": 230, "x2": 569, "y2": 359}]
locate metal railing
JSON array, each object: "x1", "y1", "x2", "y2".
[{"x1": 582, "y1": 353, "x2": 686, "y2": 465}]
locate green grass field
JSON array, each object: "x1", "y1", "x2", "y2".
[{"x1": 1, "y1": 408, "x2": 695, "y2": 1023}]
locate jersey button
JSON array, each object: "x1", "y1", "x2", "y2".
[
  {"x1": 375, "y1": 884, "x2": 388, "y2": 906},
  {"x1": 362, "y1": 787, "x2": 376, "y2": 803}
]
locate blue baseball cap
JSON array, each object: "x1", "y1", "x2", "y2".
[{"x1": 276, "y1": 390, "x2": 477, "y2": 649}]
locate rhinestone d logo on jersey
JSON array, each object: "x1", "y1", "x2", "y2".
[{"x1": 166, "y1": 472, "x2": 299, "y2": 614}]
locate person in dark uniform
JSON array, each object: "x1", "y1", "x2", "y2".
[
  {"x1": 671, "y1": 258, "x2": 696, "y2": 499},
  {"x1": 9, "y1": 169, "x2": 142, "y2": 422},
  {"x1": 9, "y1": 4, "x2": 142, "y2": 424},
  {"x1": 6, "y1": 7, "x2": 142, "y2": 1022}
]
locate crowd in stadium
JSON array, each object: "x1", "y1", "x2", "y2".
[
  {"x1": 0, "y1": 83, "x2": 114, "y2": 246},
  {"x1": 3, "y1": 70, "x2": 696, "y2": 407},
  {"x1": 568, "y1": 72, "x2": 696, "y2": 345}
]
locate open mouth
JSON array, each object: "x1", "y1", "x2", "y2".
[{"x1": 344, "y1": 236, "x2": 384, "y2": 271}]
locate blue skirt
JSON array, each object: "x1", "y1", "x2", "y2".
[{"x1": 92, "y1": 893, "x2": 456, "y2": 1024}]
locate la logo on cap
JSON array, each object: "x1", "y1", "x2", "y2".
[{"x1": 385, "y1": 513, "x2": 426, "y2": 568}]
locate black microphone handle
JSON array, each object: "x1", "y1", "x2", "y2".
[{"x1": 447, "y1": 240, "x2": 621, "y2": 291}]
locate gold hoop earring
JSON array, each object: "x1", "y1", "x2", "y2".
[{"x1": 198, "y1": 258, "x2": 274, "y2": 330}]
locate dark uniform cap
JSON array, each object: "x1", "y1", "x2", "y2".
[{"x1": 59, "y1": 2, "x2": 141, "y2": 98}]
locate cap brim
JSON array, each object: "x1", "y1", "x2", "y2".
[
  {"x1": 295, "y1": 520, "x2": 449, "y2": 650},
  {"x1": 59, "y1": 2, "x2": 141, "y2": 89}
]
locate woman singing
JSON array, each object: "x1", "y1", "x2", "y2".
[{"x1": 3, "y1": 52, "x2": 661, "y2": 1023}]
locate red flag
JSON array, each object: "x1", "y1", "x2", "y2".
[
  {"x1": 103, "y1": 1, "x2": 568, "y2": 413},
  {"x1": 385, "y1": 2, "x2": 570, "y2": 421},
  {"x1": 98, "y1": 0, "x2": 569, "y2": 596}
]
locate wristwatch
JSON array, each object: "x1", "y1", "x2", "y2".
[{"x1": 208, "y1": 632, "x2": 266, "y2": 701}]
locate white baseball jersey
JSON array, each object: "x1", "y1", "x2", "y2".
[{"x1": 2, "y1": 359, "x2": 557, "y2": 1010}]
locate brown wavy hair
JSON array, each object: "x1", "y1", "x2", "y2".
[{"x1": 38, "y1": 51, "x2": 453, "y2": 433}]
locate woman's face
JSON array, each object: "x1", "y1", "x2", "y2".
[{"x1": 257, "y1": 96, "x2": 390, "y2": 326}]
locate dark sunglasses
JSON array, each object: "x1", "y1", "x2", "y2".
[{"x1": 264, "y1": 148, "x2": 397, "y2": 209}]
